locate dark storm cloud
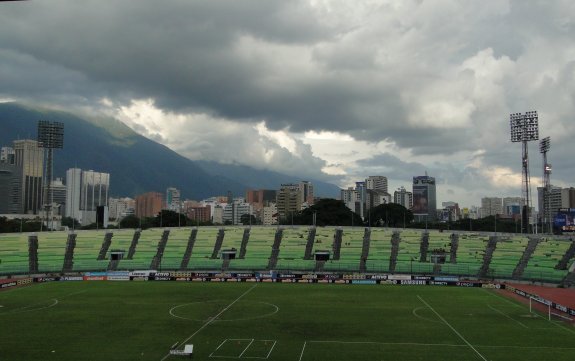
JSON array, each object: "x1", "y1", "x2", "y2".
[{"x1": 1, "y1": 0, "x2": 575, "y2": 200}]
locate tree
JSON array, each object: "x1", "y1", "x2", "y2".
[
  {"x1": 154, "y1": 210, "x2": 187, "y2": 227},
  {"x1": 240, "y1": 214, "x2": 257, "y2": 225},
  {"x1": 294, "y1": 198, "x2": 363, "y2": 226},
  {"x1": 118, "y1": 215, "x2": 140, "y2": 229},
  {"x1": 368, "y1": 203, "x2": 414, "y2": 228},
  {"x1": 61, "y1": 217, "x2": 80, "y2": 229}
]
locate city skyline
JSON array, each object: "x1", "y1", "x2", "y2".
[{"x1": 1, "y1": 1, "x2": 574, "y2": 208}]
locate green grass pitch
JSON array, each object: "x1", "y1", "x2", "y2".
[{"x1": 1, "y1": 282, "x2": 574, "y2": 361}]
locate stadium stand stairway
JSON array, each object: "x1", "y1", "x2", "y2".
[
  {"x1": 449, "y1": 233, "x2": 459, "y2": 263},
  {"x1": 359, "y1": 227, "x2": 371, "y2": 273},
  {"x1": 107, "y1": 258, "x2": 120, "y2": 271},
  {"x1": 304, "y1": 227, "x2": 316, "y2": 260},
  {"x1": 512, "y1": 237, "x2": 539, "y2": 279},
  {"x1": 478, "y1": 236, "x2": 498, "y2": 278},
  {"x1": 314, "y1": 260, "x2": 326, "y2": 272},
  {"x1": 555, "y1": 239, "x2": 575, "y2": 270},
  {"x1": 150, "y1": 229, "x2": 170, "y2": 270},
  {"x1": 419, "y1": 232, "x2": 429, "y2": 262},
  {"x1": 211, "y1": 228, "x2": 225, "y2": 259},
  {"x1": 332, "y1": 228, "x2": 343, "y2": 260},
  {"x1": 561, "y1": 266, "x2": 575, "y2": 287},
  {"x1": 97, "y1": 232, "x2": 114, "y2": 261},
  {"x1": 239, "y1": 228, "x2": 251, "y2": 259},
  {"x1": 389, "y1": 231, "x2": 400, "y2": 272},
  {"x1": 28, "y1": 234, "x2": 39, "y2": 273},
  {"x1": 62, "y1": 233, "x2": 77, "y2": 272},
  {"x1": 126, "y1": 229, "x2": 141, "y2": 259},
  {"x1": 180, "y1": 228, "x2": 198, "y2": 269},
  {"x1": 267, "y1": 228, "x2": 284, "y2": 270}
]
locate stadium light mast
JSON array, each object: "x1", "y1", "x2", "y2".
[
  {"x1": 510, "y1": 111, "x2": 539, "y2": 234},
  {"x1": 38, "y1": 121, "x2": 64, "y2": 231},
  {"x1": 539, "y1": 137, "x2": 551, "y2": 234}
]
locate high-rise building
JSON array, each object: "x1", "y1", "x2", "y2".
[
  {"x1": 503, "y1": 197, "x2": 523, "y2": 217},
  {"x1": 14, "y1": 140, "x2": 44, "y2": 214},
  {"x1": 412, "y1": 175, "x2": 436, "y2": 221},
  {"x1": 299, "y1": 181, "x2": 314, "y2": 205},
  {"x1": 186, "y1": 205, "x2": 211, "y2": 224},
  {"x1": 49, "y1": 178, "x2": 66, "y2": 216},
  {"x1": 1, "y1": 146, "x2": 15, "y2": 164},
  {"x1": 223, "y1": 198, "x2": 252, "y2": 225},
  {"x1": 366, "y1": 176, "x2": 388, "y2": 193},
  {"x1": 441, "y1": 201, "x2": 460, "y2": 221},
  {"x1": 481, "y1": 197, "x2": 503, "y2": 217},
  {"x1": 135, "y1": 192, "x2": 163, "y2": 218},
  {"x1": 109, "y1": 197, "x2": 135, "y2": 220},
  {"x1": 394, "y1": 186, "x2": 413, "y2": 209},
  {"x1": 262, "y1": 203, "x2": 278, "y2": 225},
  {"x1": 276, "y1": 183, "x2": 302, "y2": 220},
  {"x1": 166, "y1": 187, "x2": 181, "y2": 211},
  {"x1": 66, "y1": 168, "x2": 110, "y2": 224},
  {"x1": 246, "y1": 189, "x2": 277, "y2": 211},
  {"x1": 537, "y1": 186, "x2": 571, "y2": 222},
  {"x1": 0, "y1": 162, "x2": 22, "y2": 214}
]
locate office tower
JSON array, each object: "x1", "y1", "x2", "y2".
[
  {"x1": 13, "y1": 140, "x2": 44, "y2": 214},
  {"x1": 481, "y1": 197, "x2": 503, "y2": 217},
  {"x1": 0, "y1": 162, "x2": 22, "y2": 214},
  {"x1": 394, "y1": 186, "x2": 413, "y2": 209},
  {"x1": 223, "y1": 198, "x2": 252, "y2": 225},
  {"x1": 66, "y1": 168, "x2": 110, "y2": 224},
  {"x1": 412, "y1": 175, "x2": 437, "y2": 221},
  {"x1": 300, "y1": 181, "x2": 314, "y2": 205},
  {"x1": 135, "y1": 192, "x2": 163, "y2": 218},
  {"x1": 366, "y1": 176, "x2": 388, "y2": 193},
  {"x1": 276, "y1": 183, "x2": 302, "y2": 220},
  {"x1": 1, "y1": 146, "x2": 15, "y2": 164},
  {"x1": 246, "y1": 189, "x2": 277, "y2": 211},
  {"x1": 166, "y1": 187, "x2": 181, "y2": 211}
]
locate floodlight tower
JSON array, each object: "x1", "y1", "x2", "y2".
[
  {"x1": 38, "y1": 121, "x2": 64, "y2": 230},
  {"x1": 510, "y1": 111, "x2": 539, "y2": 234},
  {"x1": 539, "y1": 137, "x2": 551, "y2": 233}
]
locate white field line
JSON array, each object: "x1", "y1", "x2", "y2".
[
  {"x1": 238, "y1": 339, "x2": 255, "y2": 358},
  {"x1": 209, "y1": 339, "x2": 229, "y2": 357},
  {"x1": 298, "y1": 341, "x2": 307, "y2": 361},
  {"x1": 264, "y1": 340, "x2": 277, "y2": 359},
  {"x1": 161, "y1": 284, "x2": 258, "y2": 361},
  {"x1": 483, "y1": 289, "x2": 575, "y2": 336},
  {"x1": 306, "y1": 340, "x2": 575, "y2": 350},
  {"x1": 417, "y1": 295, "x2": 488, "y2": 361},
  {"x1": 487, "y1": 304, "x2": 529, "y2": 329}
]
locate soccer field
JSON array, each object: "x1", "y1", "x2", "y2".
[{"x1": 1, "y1": 282, "x2": 574, "y2": 361}]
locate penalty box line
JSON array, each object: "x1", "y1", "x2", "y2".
[
  {"x1": 160, "y1": 284, "x2": 258, "y2": 361},
  {"x1": 417, "y1": 295, "x2": 488, "y2": 361},
  {"x1": 210, "y1": 338, "x2": 277, "y2": 359}
]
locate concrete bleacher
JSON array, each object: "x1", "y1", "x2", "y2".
[
  {"x1": 523, "y1": 238, "x2": 572, "y2": 282},
  {"x1": 0, "y1": 233, "x2": 29, "y2": 275},
  {"x1": 160, "y1": 228, "x2": 190, "y2": 269},
  {"x1": 72, "y1": 231, "x2": 109, "y2": 272},
  {"x1": 2, "y1": 227, "x2": 575, "y2": 285},
  {"x1": 275, "y1": 227, "x2": 315, "y2": 271},
  {"x1": 232, "y1": 227, "x2": 276, "y2": 270},
  {"x1": 364, "y1": 228, "x2": 393, "y2": 273},
  {"x1": 323, "y1": 227, "x2": 364, "y2": 272},
  {"x1": 487, "y1": 236, "x2": 529, "y2": 279},
  {"x1": 36, "y1": 231, "x2": 68, "y2": 273},
  {"x1": 185, "y1": 227, "x2": 222, "y2": 270}
]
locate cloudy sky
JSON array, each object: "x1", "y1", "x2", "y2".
[{"x1": 1, "y1": 0, "x2": 574, "y2": 208}]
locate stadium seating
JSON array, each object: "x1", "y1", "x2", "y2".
[{"x1": 1, "y1": 227, "x2": 575, "y2": 284}]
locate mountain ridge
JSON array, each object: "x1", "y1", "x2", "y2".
[{"x1": 0, "y1": 103, "x2": 340, "y2": 199}]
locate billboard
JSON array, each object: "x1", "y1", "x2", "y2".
[
  {"x1": 554, "y1": 208, "x2": 575, "y2": 233},
  {"x1": 412, "y1": 186, "x2": 428, "y2": 215}
]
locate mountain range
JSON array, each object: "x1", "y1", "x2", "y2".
[{"x1": 0, "y1": 103, "x2": 340, "y2": 199}]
